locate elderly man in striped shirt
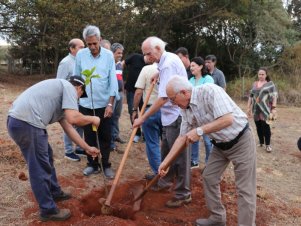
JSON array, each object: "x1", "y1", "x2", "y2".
[{"x1": 158, "y1": 76, "x2": 256, "y2": 226}]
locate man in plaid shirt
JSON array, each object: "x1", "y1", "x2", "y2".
[{"x1": 158, "y1": 76, "x2": 256, "y2": 226}]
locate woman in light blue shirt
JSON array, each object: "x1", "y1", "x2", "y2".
[{"x1": 189, "y1": 57, "x2": 214, "y2": 168}]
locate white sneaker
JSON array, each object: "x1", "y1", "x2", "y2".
[
  {"x1": 133, "y1": 135, "x2": 140, "y2": 143},
  {"x1": 266, "y1": 145, "x2": 272, "y2": 153}
]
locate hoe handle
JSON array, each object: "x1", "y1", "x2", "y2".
[
  {"x1": 133, "y1": 138, "x2": 187, "y2": 202},
  {"x1": 105, "y1": 82, "x2": 156, "y2": 206}
]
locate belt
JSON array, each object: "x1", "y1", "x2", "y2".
[{"x1": 211, "y1": 123, "x2": 249, "y2": 151}]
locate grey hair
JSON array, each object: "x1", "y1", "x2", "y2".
[
  {"x1": 100, "y1": 39, "x2": 111, "y2": 49},
  {"x1": 111, "y1": 43, "x2": 124, "y2": 53},
  {"x1": 168, "y1": 76, "x2": 193, "y2": 93},
  {"x1": 148, "y1": 36, "x2": 167, "y2": 51},
  {"x1": 83, "y1": 25, "x2": 101, "y2": 40}
]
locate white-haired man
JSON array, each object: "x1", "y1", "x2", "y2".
[
  {"x1": 133, "y1": 36, "x2": 191, "y2": 208},
  {"x1": 74, "y1": 25, "x2": 119, "y2": 179},
  {"x1": 158, "y1": 76, "x2": 256, "y2": 226}
]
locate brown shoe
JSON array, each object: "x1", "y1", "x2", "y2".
[
  {"x1": 39, "y1": 208, "x2": 71, "y2": 222},
  {"x1": 165, "y1": 195, "x2": 192, "y2": 208},
  {"x1": 53, "y1": 191, "x2": 72, "y2": 202}
]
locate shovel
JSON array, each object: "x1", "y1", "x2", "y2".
[
  {"x1": 131, "y1": 137, "x2": 187, "y2": 203},
  {"x1": 100, "y1": 81, "x2": 156, "y2": 215}
]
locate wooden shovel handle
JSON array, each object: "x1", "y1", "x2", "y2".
[
  {"x1": 133, "y1": 139, "x2": 187, "y2": 202},
  {"x1": 104, "y1": 82, "x2": 156, "y2": 206}
]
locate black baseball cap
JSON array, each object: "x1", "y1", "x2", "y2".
[{"x1": 69, "y1": 75, "x2": 88, "y2": 98}]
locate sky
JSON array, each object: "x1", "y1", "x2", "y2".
[{"x1": 0, "y1": 39, "x2": 9, "y2": 46}]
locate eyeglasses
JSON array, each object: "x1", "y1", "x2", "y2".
[{"x1": 169, "y1": 92, "x2": 179, "y2": 105}]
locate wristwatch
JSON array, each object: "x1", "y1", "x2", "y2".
[{"x1": 196, "y1": 127, "x2": 204, "y2": 137}]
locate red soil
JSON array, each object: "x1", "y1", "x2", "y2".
[{"x1": 23, "y1": 170, "x2": 275, "y2": 226}]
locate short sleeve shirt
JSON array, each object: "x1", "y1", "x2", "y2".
[
  {"x1": 8, "y1": 79, "x2": 78, "y2": 129},
  {"x1": 180, "y1": 84, "x2": 248, "y2": 142},
  {"x1": 135, "y1": 64, "x2": 159, "y2": 105},
  {"x1": 158, "y1": 51, "x2": 188, "y2": 126}
]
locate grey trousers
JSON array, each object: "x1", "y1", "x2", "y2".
[
  {"x1": 158, "y1": 116, "x2": 191, "y2": 199},
  {"x1": 202, "y1": 128, "x2": 256, "y2": 226}
]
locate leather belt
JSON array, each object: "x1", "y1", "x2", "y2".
[{"x1": 211, "y1": 123, "x2": 249, "y2": 151}]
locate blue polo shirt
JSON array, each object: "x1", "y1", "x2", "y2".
[{"x1": 74, "y1": 47, "x2": 118, "y2": 109}]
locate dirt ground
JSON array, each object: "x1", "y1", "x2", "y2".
[{"x1": 0, "y1": 75, "x2": 300, "y2": 226}]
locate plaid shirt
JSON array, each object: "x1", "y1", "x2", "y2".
[{"x1": 180, "y1": 84, "x2": 248, "y2": 142}]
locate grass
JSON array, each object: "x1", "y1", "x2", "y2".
[{"x1": 227, "y1": 72, "x2": 301, "y2": 107}]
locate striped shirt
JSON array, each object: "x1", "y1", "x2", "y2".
[{"x1": 180, "y1": 84, "x2": 248, "y2": 142}]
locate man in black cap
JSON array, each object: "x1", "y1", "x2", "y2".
[{"x1": 7, "y1": 76, "x2": 100, "y2": 222}]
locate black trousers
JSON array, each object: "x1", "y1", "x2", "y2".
[
  {"x1": 254, "y1": 120, "x2": 271, "y2": 146},
  {"x1": 79, "y1": 106, "x2": 112, "y2": 169}
]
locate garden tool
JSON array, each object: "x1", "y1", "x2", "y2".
[{"x1": 99, "y1": 81, "x2": 156, "y2": 215}]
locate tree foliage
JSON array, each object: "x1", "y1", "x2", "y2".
[{"x1": 0, "y1": 0, "x2": 299, "y2": 79}]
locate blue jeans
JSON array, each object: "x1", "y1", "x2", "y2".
[
  {"x1": 64, "y1": 126, "x2": 84, "y2": 154},
  {"x1": 191, "y1": 134, "x2": 212, "y2": 164},
  {"x1": 142, "y1": 108, "x2": 162, "y2": 174},
  {"x1": 110, "y1": 91, "x2": 123, "y2": 149},
  {"x1": 7, "y1": 117, "x2": 61, "y2": 215}
]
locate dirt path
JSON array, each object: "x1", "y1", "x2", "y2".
[{"x1": 0, "y1": 76, "x2": 300, "y2": 225}]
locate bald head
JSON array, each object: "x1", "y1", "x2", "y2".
[{"x1": 69, "y1": 38, "x2": 84, "y2": 56}]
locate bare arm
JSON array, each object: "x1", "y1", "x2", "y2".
[
  {"x1": 247, "y1": 97, "x2": 253, "y2": 118},
  {"x1": 133, "y1": 97, "x2": 168, "y2": 128},
  {"x1": 64, "y1": 109, "x2": 100, "y2": 127},
  {"x1": 104, "y1": 96, "x2": 115, "y2": 118},
  {"x1": 185, "y1": 113, "x2": 234, "y2": 144},
  {"x1": 132, "y1": 88, "x2": 143, "y2": 122},
  {"x1": 59, "y1": 119, "x2": 100, "y2": 157}
]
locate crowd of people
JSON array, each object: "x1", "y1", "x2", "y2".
[{"x1": 7, "y1": 24, "x2": 279, "y2": 225}]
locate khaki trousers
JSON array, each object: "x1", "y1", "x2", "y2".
[{"x1": 202, "y1": 128, "x2": 256, "y2": 226}]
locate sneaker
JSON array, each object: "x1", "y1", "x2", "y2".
[
  {"x1": 39, "y1": 208, "x2": 71, "y2": 222},
  {"x1": 75, "y1": 149, "x2": 86, "y2": 156},
  {"x1": 191, "y1": 162, "x2": 199, "y2": 169},
  {"x1": 83, "y1": 166, "x2": 100, "y2": 176},
  {"x1": 64, "y1": 153, "x2": 80, "y2": 162},
  {"x1": 133, "y1": 135, "x2": 140, "y2": 143},
  {"x1": 165, "y1": 195, "x2": 192, "y2": 208},
  {"x1": 266, "y1": 145, "x2": 272, "y2": 153},
  {"x1": 196, "y1": 218, "x2": 226, "y2": 226},
  {"x1": 104, "y1": 167, "x2": 115, "y2": 179},
  {"x1": 115, "y1": 137, "x2": 126, "y2": 144},
  {"x1": 53, "y1": 191, "x2": 72, "y2": 202}
]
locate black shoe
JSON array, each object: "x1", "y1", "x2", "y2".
[
  {"x1": 75, "y1": 149, "x2": 87, "y2": 156},
  {"x1": 53, "y1": 191, "x2": 72, "y2": 202},
  {"x1": 39, "y1": 208, "x2": 71, "y2": 222},
  {"x1": 115, "y1": 137, "x2": 126, "y2": 144}
]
